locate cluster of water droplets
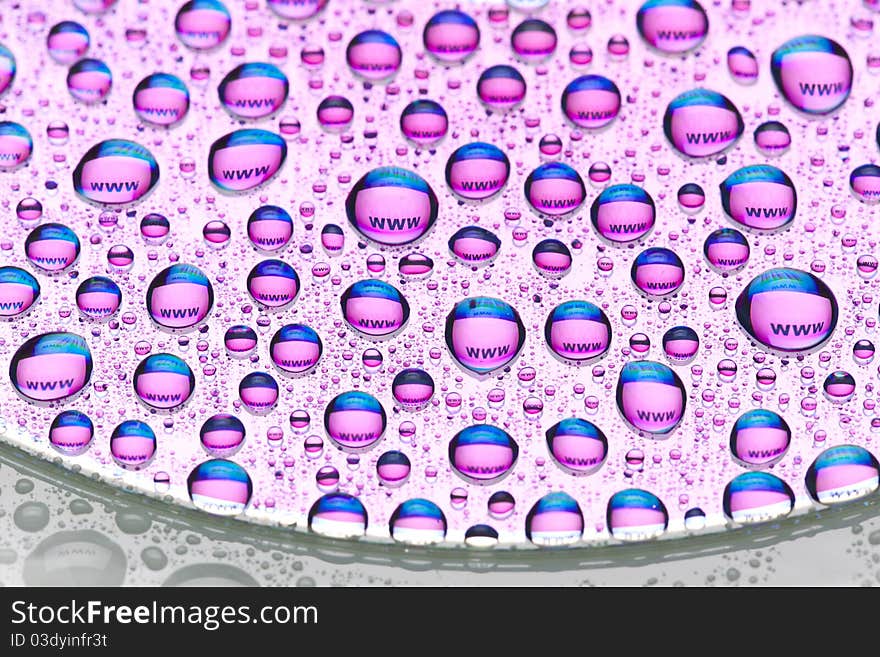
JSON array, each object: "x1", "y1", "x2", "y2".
[{"x1": 0, "y1": 0, "x2": 879, "y2": 547}]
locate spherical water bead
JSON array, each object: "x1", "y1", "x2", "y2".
[
  {"x1": 588, "y1": 162, "x2": 612, "y2": 186},
  {"x1": 544, "y1": 301, "x2": 612, "y2": 363},
  {"x1": 730, "y1": 409, "x2": 791, "y2": 467},
  {"x1": 853, "y1": 339, "x2": 875, "y2": 364},
  {"x1": 110, "y1": 420, "x2": 156, "y2": 469},
  {"x1": 590, "y1": 184, "x2": 655, "y2": 243},
  {"x1": 753, "y1": 121, "x2": 791, "y2": 156},
  {"x1": 662, "y1": 326, "x2": 700, "y2": 363},
  {"x1": 224, "y1": 325, "x2": 257, "y2": 357},
  {"x1": 266, "y1": 0, "x2": 327, "y2": 20},
  {"x1": 25, "y1": 223, "x2": 80, "y2": 273},
  {"x1": 247, "y1": 260, "x2": 300, "y2": 308},
  {"x1": 511, "y1": 19, "x2": 557, "y2": 62},
  {"x1": 532, "y1": 239, "x2": 572, "y2": 278},
  {"x1": 677, "y1": 183, "x2": 705, "y2": 213},
  {"x1": 200, "y1": 221, "x2": 229, "y2": 247},
  {"x1": 538, "y1": 134, "x2": 563, "y2": 158},
  {"x1": 545, "y1": 418, "x2": 607, "y2": 474},
  {"x1": 448, "y1": 226, "x2": 501, "y2": 264},
  {"x1": 140, "y1": 213, "x2": 170, "y2": 243},
  {"x1": 616, "y1": 360, "x2": 686, "y2": 435},
  {"x1": 346, "y1": 30, "x2": 402, "y2": 81},
  {"x1": 66, "y1": 58, "x2": 111, "y2": 103},
  {"x1": 561, "y1": 75, "x2": 621, "y2": 129},
  {"x1": 132, "y1": 73, "x2": 190, "y2": 126},
  {"x1": 569, "y1": 43, "x2": 594, "y2": 67},
  {"x1": 218, "y1": 63, "x2": 288, "y2": 119},
  {"x1": 823, "y1": 370, "x2": 856, "y2": 402},
  {"x1": 346, "y1": 166, "x2": 438, "y2": 246},
  {"x1": 104, "y1": 245, "x2": 132, "y2": 272},
  {"x1": 636, "y1": 0, "x2": 708, "y2": 54},
  {"x1": 606, "y1": 489, "x2": 669, "y2": 541},
  {"x1": 465, "y1": 525, "x2": 498, "y2": 548},
  {"x1": 0, "y1": 122, "x2": 30, "y2": 169},
  {"x1": 704, "y1": 227, "x2": 750, "y2": 271},
  {"x1": 663, "y1": 88, "x2": 744, "y2": 157},
  {"x1": 857, "y1": 255, "x2": 878, "y2": 280},
  {"x1": 270, "y1": 324, "x2": 322, "y2": 374},
  {"x1": 300, "y1": 44, "x2": 324, "y2": 68},
  {"x1": 47, "y1": 21, "x2": 89, "y2": 64},
  {"x1": 720, "y1": 164, "x2": 797, "y2": 231},
  {"x1": 0, "y1": 44, "x2": 15, "y2": 95},
  {"x1": 849, "y1": 164, "x2": 880, "y2": 203},
  {"x1": 488, "y1": 491, "x2": 515, "y2": 520},
  {"x1": 133, "y1": 353, "x2": 195, "y2": 410},
  {"x1": 524, "y1": 162, "x2": 586, "y2": 216},
  {"x1": 362, "y1": 348, "x2": 383, "y2": 369},
  {"x1": 445, "y1": 297, "x2": 525, "y2": 375},
  {"x1": 16, "y1": 197, "x2": 42, "y2": 223},
  {"x1": 321, "y1": 224, "x2": 345, "y2": 254},
  {"x1": 607, "y1": 34, "x2": 630, "y2": 58},
  {"x1": 187, "y1": 460, "x2": 252, "y2": 516},
  {"x1": 727, "y1": 46, "x2": 758, "y2": 84},
  {"x1": 324, "y1": 391, "x2": 386, "y2": 451},
  {"x1": 72, "y1": 139, "x2": 160, "y2": 204},
  {"x1": 525, "y1": 491, "x2": 584, "y2": 547},
  {"x1": 476, "y1": 65, "x2": 526, "y2": 111},
  {"x1": 174, "y1": 0, "x2": 231, "y2": 50},
  {"x1": 49, "y1": 410, "x2": 94, "y2": 456},
  {"x1": 770, "y1": 35, "x2": 853, "y2": 115},
  {"x1": 448, "y1": 425, "x2": 518, "y2": 482},
  {"x1": 445, "y1": 142, "x2": 510, "y2": 201},
  {"x1": 316, "y1": 95, "x2": 354, "y2": 132},
  {"x1": 200, "y1": 413, "x2": 245, "y2": 456},
  {"x1": 245, "y1": 205, "x2": 292, "y2": 252},
  {"x1": 398, "y1": 252, "x2": 434, "y2": 277},
  {"x1": 341, "y1": 280, "x2": 410, "y2": 338},
  {"x1": 631, "y1": 247, "x2": 685, "y2": 297},
  {"x1": 0, "y1": 267, "x2": 39, "y2": 317},
  {"x1": 146, "y1": 264, "x2": 214, "y2": 329},
  {"x1": 238, "y1": 371, "x2": 278, "y2": 413},
  {"x1": 207, "y1": 129, "x2": 287, "y2": 192},
  {"x1": 735, "y1": 268, "x2": 838, "y2": 353},
  {"x1": 684, "y1": 507, "x2": 706, "y2": 531},
  {"x1": 389, "y1": 498, "x2": 447, "y2": 545},
  {"x1": 400, "y1": 100, "x2": 448, "y2": 146},
  {"x1": 74, "y1": 0, "x2": 118, "y2": 13},
  {"x1": 392, "y1": 368, "x2": 434, "y2": 409},
  {"x1": 567, "y1": 7, "x2": 592, "y2": 30},
  {"x1": 75, "y1": 276, "x2": 121, "y2": 320},
  {"x1": 377, "y1": 450, "x2": 411, "y2": 487},
  {"x1": 308, "y1": 493, "x2": 367, "y2": 538},
  {"x1": 806, "y1": 445, "x2": 880, "y2": 505},
  {"x1": 423, "y1": 9, "x2": 480, "y2": 63},
  {"x1": 722, "y1": 471, "x2": 794, "y2": 523}
]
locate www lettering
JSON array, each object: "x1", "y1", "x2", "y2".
[
  {"x1": 538, "y1": 197, "x2": 578, "y2": 209},
  {"x1": 745, "y1": 206, "x2": 789, "y2": 218},
  {"x1": 747, "y1": 447, "x2": 785, "y2": 458},
  {"x1": 158, "y1": 307, "x2": 200, "y2": 319},
  {"x1": 141, "y1": 107, "x2": 181, "y2": 118},
  {"x1": 24, "y1": 378, "x2": 74, "y2": 392},
  {"x1": 685, "y1": 131, "x2": 732, "y2": 144},
  {"x1": 0, "y1": 152, "x2": 22, "y2": 161},
  {"x1": 560, "y1": 455, "x2": 601, "y2": 466},
  {"x1": 141, "y1": 391, "x2": 182, "y2": 403},
  {"x1": 643, "y1": 280, "x2": 679, "y2": 290},
  {"x1": 221, "y1": 165, "x2": 271, "y2": 181},
  {"x1": 30, "y1": 256, "x2": 68, "y2": 265},
  {"x1": 89, "y1": 180, "x2": 140, "y2": 192},
  {"x1": 232, "y1": 98, "x2": 278, "y2": 109},
  {"x1": 335, "y1": 432, "x2": 377, "y2": 442},
  {"x1": 458, "y1": 252, "x2": 494, "y2": 261},
  {"x1": 465, "y1": 344, "x2": 511, "y2": 360},
  {"x1": 357, "y1": 318, "x2": 398, "y2": 329},
  {"x1": 607, "y1": 221, "x2": 648, "y2": 234},
  {"x1": 798, "y1": 81, "x2": 845, "y2": 96},
  {"x1": 0, "y1": 300, "x2": 23, "y2": 311},
  {"x1": 636, "y1": 409, "x2": 677, "y2": 422},
  {"x1": 562, "y1": 341, "x2": 603, "y2": 353},
  {"x1": 367, "y1": 216, "x2": 421, "y2": 230},
  {"x1": 460, "y1": 179, "x2": 501, "y2": 191},
  {"x1": 656, "y1": 29, "x2": 703, "y2": 40},
  {"x1": 279, "y1": 358, "x2": 315, "y2": 368},
  {"x1": 575, "y1": 109, "x2": 616, "y2": 119},
  {"x1": 769, "y1": 322, "x2": 824, "y2": 336}
]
